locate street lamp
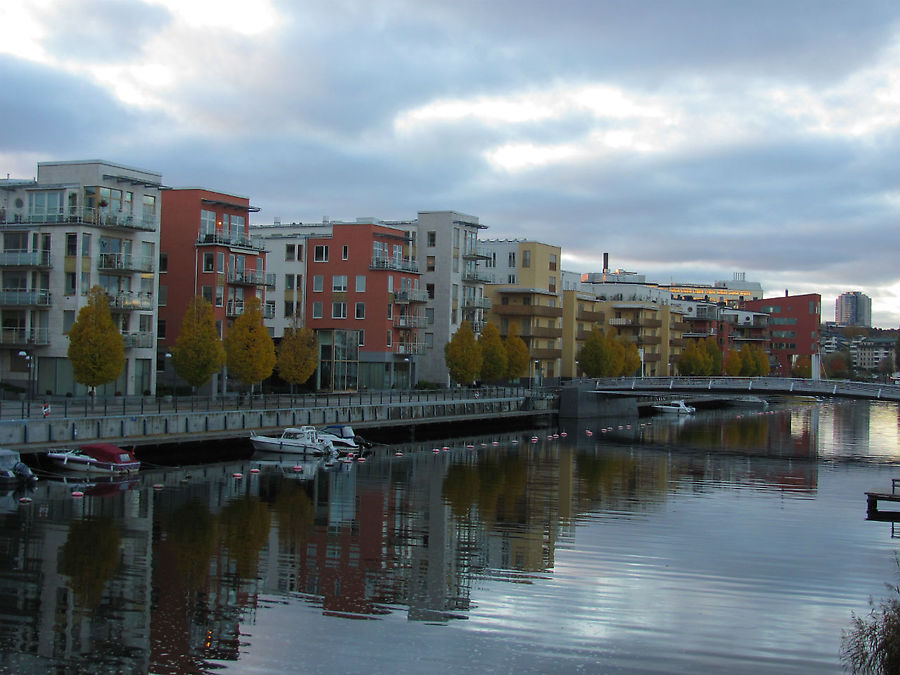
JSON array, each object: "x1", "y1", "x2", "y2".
[
  {"x1": 403, "y1": 357, "x2": 411, "y2": 390},
  {"x1": 164, "y1": 352, "x2": 173, "y2": 396},
  {"x1": 17, "y1": 350, "x2": 33, "y2": 400},
  {"x1": 575, "y1": 360, "x2": 580, "y2": 379},
  {"x1": 534, "y1": 359, "x2": 541, "y2": 389}
]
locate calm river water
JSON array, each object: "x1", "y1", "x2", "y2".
[{"x1": 1, "y1": 397, "x2": 899, "y2": 674}]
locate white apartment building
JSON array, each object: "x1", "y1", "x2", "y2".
[
  {"x1": 0, "y1": 160, "x2": 162, "y2": 397},
  {"x1": 409, "y1": 211, "x2": 490, "y2": 385}
]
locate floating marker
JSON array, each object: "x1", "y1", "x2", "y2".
[
  {"x1": 395, "y1": 451, "x2": 404, "y2": 457},
  {"x1": 561, "y1": 432, "x2": 567, "y2": 437},
  {"x1": 153, "y1": 483, "x2": 165, "y2": 490},
  {"x1": 233, "y1": 473, "x2": 243, "y2": 479},
  {"x1": 293, "y1": 465, "x2": 304, "y2": 473},
  {"x1": 18, "y1": 497, "x2": 32, "y2": 504},
  {"x1": 250, "y1": 468, "x2": 260, "y2": 474},
  {"x1": 71, "y1": 491, "x2": 84, "y2": 498},
  {"x1": 358, "y1": 456, "x2": 367, "y2": 462},
  {"x1": 585, "y1": 430, "x2": 593, "y2": 437}
]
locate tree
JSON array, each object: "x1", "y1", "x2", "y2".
[
  {"x1": 824, "y1": 351, "x2": 850, "y2": 379},
  {"x1": 724, "y1": 349, "x2": 743, "y2": 376},
  {"x1": 277, "y1": 324, "x2": 318, "y2": 391},
  {"x1": 578, "y1": 329, "x2": 624, "y2": 377},
  {"x1": 703, "y1": 337, "x2": 723, "y2": 375},
  {"x1": 792, "y1": 355, "x2": 812, "y2": 378},
  {"x1": 621, "y1": 340, "x2": 642, "y2": 377},
  {"x1": 67, "y1": 285, "x2": 125, "y2": 395},
  {"x1": 224, "y1": 296, "x2": 276, "y2": 390},
  {"x1": 172, "y1": 296, "x2": 225, "y2": 391},
  {"x1": 478, "y1": 322, "x2": 507, "y2": 382},
  {"x1": 444, "y1": 321, "x2": 482, "y2": 385},
  {"x1": 504, "y1": 324, "x2": 530, "y2": 381},
  {"x1": 678, "y1": 340, "x2": 712, "y2": 376}
]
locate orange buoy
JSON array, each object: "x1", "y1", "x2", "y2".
[
  {"x1": 233, "y1": 473, "x2": 243, "y2": 479},
  {"x1": 71, "y1": 491, "x2": 84, "y2": 498},
  {"x1": 250, "y1": 468, "x2": 260, "y2": 474},
  {"x1": 18, "y1": 497, "x2": 32, "y2": 504}
]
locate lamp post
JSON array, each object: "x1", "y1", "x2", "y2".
[
  {"x1": 17, "y1": 350, "x2": 33, "y2": 400},
  {"x1": 534, "y1": 359, "x2": 541, "y2": 390},
  {"x1": 403, "y1": 357, "x2": 411, "y2": 390},
  {"x1": 575, "y1": 360, "x2": 580, "y2": 380},
  {"x1": 164, "y1": 352, "x2": 174, "y2": 397}
]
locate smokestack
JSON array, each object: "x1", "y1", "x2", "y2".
[
  {"x1": 785, "y1": 289, "x2": 789, "y2": 296},
  {"x1": 603, "y1": 252, "x2": 609, "y2": 272}
]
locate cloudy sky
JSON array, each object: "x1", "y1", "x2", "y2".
[{"x1": 2, "y1": 1, "x2": 900, "y2": 326}]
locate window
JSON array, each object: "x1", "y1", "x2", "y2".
[
  {"x1": 312, "y1": 301, "x2": 323, "y2": 319},
  {"x1": 388, "y1": 276, "x2": 394, "y2": 293},
  {"x1": 332, "y1": 302, "x2": 347, "y2": 319},
  {"x1": 355, "y1": 302, "x2": 365, "y2": 319},
  {"x1": 202, "y1": 285, "x2": 213, "y2": 303},
  {"x1": 387, "y1": 304, "x2": 393, "y2": 319},
  {"x1": 427, "y1": 255, "x2": 435, "y2": 272},
  {"x1": 284, "y1": 301, "x2": 295, "y2": 317},
  {"x1": 285, "y1": 244, "x2": 296, "y2": 261},
  {"x1": 549, "y1": 276, "x2": 556, "y2": 293},
  {"x1": 314, "y1": 245, "x2": 329, "y2": 262},
  {"x1": 332, "y1": 275, "x2": 348, "y2": 292},
  {"x1": 427, "y1": 231, "x2": 436, "y2": 247},
  {"x1": 313, "y1": 275, "x2": 324, "y2": 292},
  {"x1": 81, "y1": 233, "x2": 91, "y2": 257},
  {"x1": 217, "y1": 252, "x2": 225, "y2": 273},
  {"x1": 159, "y1": 252, "x2": 168, "y2": 272},
  {"x1": 216, "y1": 285, "x2": 224, "y2": 307},
  {"x1": 508, "y1": 251, "x2": 516, "y2": 267},
  {"x1": 201, "y1": 210, "x2": 216, "y2": 237},
  {"x1": 203, "y1": 252, "x2": 214, "y2": 272},
  {"x1": 159, "y1": 284, "x2": 167, "y2": 306},
  {"x1": 508, "y1": 274, "x2": 517, "y2": 284},
  {"x1": 285, "y1": 274, "x2": 294, "y2": 290},
  {"x1": 342, "y1": 245, "x2": 349, "y2": 260},
  {"x1": 65, "y1": 272, "x2": 76, "y2": 295},
  {"x1": 425, "y1": 333, "x2": 434, "y2": 349},
  {"x1": 426, "y1": 308, "x2": 434, "y2": 324},
  {"x1": 549, "y1": 254, "x2": 557, "y2": 271},
  {"x1": 386, "y1": 331, "x2": 392, "y2": 347},
  {"x1": 158, "y1": 319, "x2": 166, "y2": 339},
  {"x1": 66, "y1": 233, "x2": 78, "y2": 256},
  {"x1": 297, "y1": 244, "x2": 303, "y2": 261},
  {"x1": 522, "y1": 250, "x2": 531, "y2": 268},
  {"x1": 356, "y1": 275, "x2": 366, "y2": 292},
  {"x1": 426, "y1": 283, "x2": 435, "y2": 299},
  {"x1": 358, "y1": 330, "x2": 365, "y2": 346}
]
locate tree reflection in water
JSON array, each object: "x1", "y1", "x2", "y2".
[
  {"x1": 167, "y1": 501, "x2": 218, "y2": 591},
  {"x1": 59, "y1": 517, "x2": 121, "y2": 609},
  {"x1": 220, "y1": 497, "x2": 271, "y2": 579}
]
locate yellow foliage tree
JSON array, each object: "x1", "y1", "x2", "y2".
[
  {"x1": 224, "y1": 296, "x2": 276, "y2": 390},
  {"x1": 504, "y1": 323, "x2": 530, "y2": 381},
  {"x1": 277, "y1": 323, "x2": 318, "y2": 391},
  {"x1": 444, "y1": 321, "x2": 482, "y2": 385},
  {"x1": 172, "y1": 296, "x2": 225, "y2": 390},
  {"x1": 67, "y1": 285, "x2": 125, "y2": 395},
  {"x1": 478, "y1": 322, "x2": 507, "y2": 382}
]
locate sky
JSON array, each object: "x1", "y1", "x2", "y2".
[{"x1": 2, "y1": 0, "x2": 900, "y2": 327}]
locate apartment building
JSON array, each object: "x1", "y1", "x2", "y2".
[
  {"x1": 835, "y1": 291, "x2": 872, "y2": 327},
  {"x1": 483, "y1": 240, "x2": 563, "y2": 381},
  {"x1": 741, "y1": 293, "x2": 821, "y2": 375},
  {"x1": 0, "y1": 160, "x2": 162, "y2": 397},
  {"x1": 666, "y1": 273, "x2": 764, "y2": 307},
  {"x1": 412, "y1": 211, "x2": 490, "y2": 385},
  {"x1": 158, "y1": 188, "x2": 271, "y2": 394}
]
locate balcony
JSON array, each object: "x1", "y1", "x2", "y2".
[
  {"x1": 493, "y1": 304, "x2": 563, "y2": 318},
  {"x1": 371, "y1": 255, "x2": 419, "y2": 273},
  {"x1": 122, "y1": 331, "x2": 154, "y2": 349},
  {"x1": 530, "y1": 347, "x2": 562, "y2": 360},
  {"x1": 576, "y1": 309, "x2": 605, "y2": 323},
  {"x1": 98, "y1": 253, "x2": 154, "y2": 274},
  {"x1": 0, "y1": 289, "x2": 51, "y2": 307},
  {"x1": 0, "y1": 250, "x2": 52, "y2": 268},
  {"x1": 197, "y1": 231, "x2": 265, "y2": 251},
  {"x1": 3, "y1": 208, "x2": 157, "y2": 232},
  {"x1": 227, "y1": 269, "x2": 276, "y2": 287},
  {"x1": 462, "y1": 296, "x2": 492, "y2": 310},
  {"x1": 637, "y1": 335, "x2": 662, "y2": 346},
  {"x1": 394, "y1": 342, "x2": 423, "y2": 355},
  {"x1": 393, "y1": 289, "x2": 429, "y2": 304},
  {"x1": 108, "y1": 291, "x2": 153, "y2": 311},
  {"x1": 394, "y1": 315, "x2": 423, "y2": 329},
  {"x1": 521, "y1": 326, "x2": 563, "y2": 339},
  {"x1": 0, "y1": 327, "x2": 50, "y2": 346},
  {"x1": 462, "y1": 246, "x2": 492, "y2": 261},
  {"x1": 461, "y1": 269, "x2": 494, "y2": 284}
]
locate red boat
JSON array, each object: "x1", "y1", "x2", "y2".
[{"x1": 46, "y1": 443, "x2": 140, "y2": 475}]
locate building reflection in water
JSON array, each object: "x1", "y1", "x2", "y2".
[{"x1": 0, "y1": 403, "x2": 839, "y2": 672}]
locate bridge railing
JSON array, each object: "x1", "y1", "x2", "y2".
[{"x1": 591, "y1": 376, "x2": 900, "y2": 401}]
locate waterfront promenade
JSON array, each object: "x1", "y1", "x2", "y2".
[{"x1": 0, "y1": 386, "x2": 555, "y2": 454}]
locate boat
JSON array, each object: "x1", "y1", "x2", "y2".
[
  {"x1": 46, "y1": 443, "x2": 140, "y2": 474},
  {"x1": 734, "y1": 395, "x2": 769, "y2": 408},
  {"x1": 316, "y1": 424, "x2": 368, "y2": 451},
  {"x1": 652, "y1": 400, "x2": 696, "y2": 414},
  {"x1": 249, "y1": 426, "x2": 336, "y2": 456},
  {"x1": 0, "y1": 448, "x2": 38, "y2": 484}
]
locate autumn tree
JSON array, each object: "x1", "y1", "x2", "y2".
[
  {"x1": 578, "y1": 328, "x2": 624, "y2": 377},
  {"x1": 444, "y1": 320, "x2": 482, "y2": 385},
  {"x1": 277, "y1": 323, "x2": 318, "y2": 391},
  {"x1": 67, "y1": 285, "x2": 125, "y2": 396},
  {"x1": 724, "y1": 349, "x2": 743, "y2": 376},
  {"x1": 621, "y1": 339, "x2": 642, "y2": 377},
  {"x1": 678, "y1": 340, "x2": 712, "y2": 376},
  {"x1": 824, "y1": 351, "x2": 850, "y2": 379},
  {"x1": 791, "y1": 355, "x2": 812, "y2": 378},
  {"x1": 224, "y1": 296, "x2": 276, "y2": 391},
  {"x1": 478, "y1": 322, "x2": 507, "y2": 382},
  {"x1": 172, "y1": 296, "x2": 225, "y2": 391},
  {"x1": 504, "y1": 323, "x2": 530, "y2": 381},
  {"x1": 703, "y1": 337, "x2": 723, "y2": 375}
]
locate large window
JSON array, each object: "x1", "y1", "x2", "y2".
[
  {"x1": 313, "y1": 275, "x2": 323, "y2": 292},
  {"x1": 285, "y1": 244, "x2": 296, "y2": 261},
  {"x1": 314, "y1": 245, "x2": 329, "y2": 262},
  {"x1": 522, "y1": 250, "x2": 531, "y2": 268},
  {"x1": 356, "y1": 275, "x2": 366, "y2": 292},
  {"x1": 312, "y1": 301, "x2": 323, "y2": 319},
  {"x1": 203, "y1": 252, "x2": 214, "y2": 272},
  {"x1": 201, "y1": 210, "x2": 216, "y2": 237},
  {"x1": 355, "y1": 302, "x2": 365, "y2": 319},
  {"x1": 427, "y1": 231, "x2": 436, "y2": 247},
  {"x1": 333, "y1": 275, "x2": 348, "y2": 292},
  {"x1": 332, "y1": 302, "x2": 347, "y2": 319}
]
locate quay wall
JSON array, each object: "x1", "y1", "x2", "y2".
[{"x1": 4, "y1": 392, "x2": 553, "y2": 455}]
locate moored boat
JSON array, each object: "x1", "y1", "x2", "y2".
[
  {"x1": 0, "y1": 448, "x2": 38, "y2": 483},
  {"x1": 46, "y1": 443, "x2": 140, "y2": 474},
  {"x1": 652, "y1": 400, "x2": 696, "y2": 414},
  {"x1": 249, "y1": 426, "x2": 336, "y2": 456},
  {"x1": 316, "y1": 424, "x2": 369, "y2": 451}
]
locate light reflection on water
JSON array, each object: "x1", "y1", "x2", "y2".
[{"x1": 0, "y1": 399, "x2": 898, "y2": 673}]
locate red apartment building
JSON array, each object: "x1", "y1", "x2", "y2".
[
  {"x1": 159, "y1": 188, "x2": 271, "y2": 393},
  {"x1": 741, "y1": 293, "x2": 821, "y2": 375},
  {"x1": 304, "y1": 221, "x2": 424, "y2": 390}
]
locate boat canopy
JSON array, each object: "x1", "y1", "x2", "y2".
[{"x1": 80, "y1": 443, "x2": 136, "y2": 463}]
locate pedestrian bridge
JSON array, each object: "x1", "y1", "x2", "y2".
[{"x1": 589, "y1": 376, "x2": 900, "y2": 402}]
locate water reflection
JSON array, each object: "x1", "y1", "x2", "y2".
[{"x1": 0, "y1": 399, "x2": 897, "y2": 672}]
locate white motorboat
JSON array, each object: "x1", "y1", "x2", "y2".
[
  {"x1": 46, "y1": 443, "x2": 140, "y2": 474},
  {"x1": 317, "y1": 424, "x2": 365, "y2": 452},
  {"x1": 652, "y1": 400, "x2": 696, "y2": 414},
  {"x1": 249, "y1": 426, "x2": 336, "y2": 456}
]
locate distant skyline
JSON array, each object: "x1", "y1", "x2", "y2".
[{"x1": 2, "y1": 1, "x2": 899, "y2": 326}]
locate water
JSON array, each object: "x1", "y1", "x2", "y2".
[{"x1": 1, "y1": 398, "x2": 899, "y2": 673}]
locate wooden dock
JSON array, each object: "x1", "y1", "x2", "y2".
[{"x1": 866, "y1": 480, "x2": 900, "y2": 521}]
